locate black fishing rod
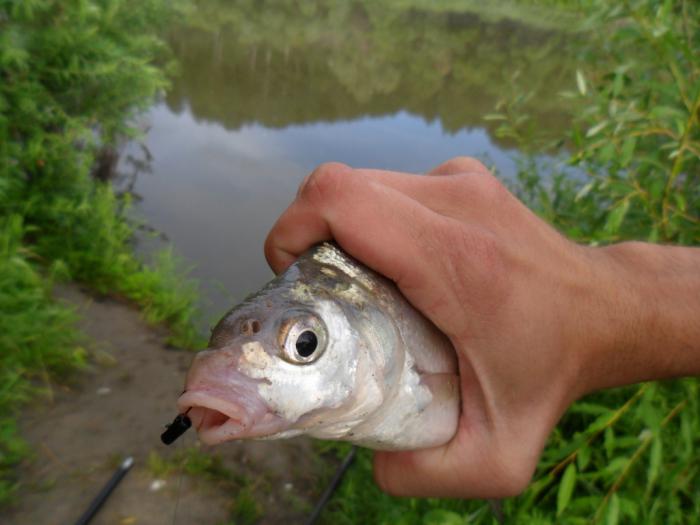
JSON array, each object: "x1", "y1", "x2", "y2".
[
  {"x1": 73, "y1": 456, "x2": 134, "y2": 525},
  {"x1": 305, "y1": 446, "x2": 357, "y2": 525}
]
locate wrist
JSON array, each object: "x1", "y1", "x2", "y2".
[{"x1": 577, "y1": 241, "x2": 700, "y2": 395}]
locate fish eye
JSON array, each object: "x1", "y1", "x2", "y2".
[
  {"x1": 279, "y1": 313, "x2": 326, "y2": 364},
  {"x1": 295, "y1": 330, "x2": 317, "y2": 358}
]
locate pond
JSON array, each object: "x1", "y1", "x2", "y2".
[{"x1": 117, "y1": 0, "x2": 575, "y2": 325}]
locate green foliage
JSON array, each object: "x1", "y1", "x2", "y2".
[
  {"x1": 0, "y1": 215, "x2": 85, "y2": 505},
  {"x1": 0, "y1": 0, "x2": 200, "y2": 505},
  {"x1": 321, "y1": 1, "x2": 700, "y2": 523},
  {"x1": 520, "y1": 0, "x2": 700, "y2": 246}
]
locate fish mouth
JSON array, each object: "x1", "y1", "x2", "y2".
[
  {"x1": 177, "y1": 387, "x2": 289, "y2": 445},
  {"x1": 177, "y1": 390, "x2": 252, "y2": 444}
]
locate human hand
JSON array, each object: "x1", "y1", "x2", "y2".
[{"x1": 264, "y1": 158, "x2": 700, "y2": 498}]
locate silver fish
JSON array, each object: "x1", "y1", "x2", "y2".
[{"x1": 177, "y1": 242, "x2": 459, "y2": 450}]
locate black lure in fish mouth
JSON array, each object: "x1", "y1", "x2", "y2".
[
  {"x1": 175, "y1": 387, "x2": 290, "y2": 444},
  {"x1": 161, "y1": 409, "x2": 192, "y2": 445},
  {"x1": 162, "y1": 388, "x2": 250, "y2": 446}
]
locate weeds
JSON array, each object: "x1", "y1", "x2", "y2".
[{"x1": 0, "y1": 215, "x2": 85, "y2": 505}]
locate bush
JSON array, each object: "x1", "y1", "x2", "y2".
[{"x1": 0, "y1": 0, "x2": 199, "y2": 503}]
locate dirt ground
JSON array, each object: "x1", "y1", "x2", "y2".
[{"x1": 5, "y1": 285, "x2": 328, "y2": 525}]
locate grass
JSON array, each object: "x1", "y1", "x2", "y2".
[{"x1": 0, "y1": 216, "x2": 86, "y2": 504}]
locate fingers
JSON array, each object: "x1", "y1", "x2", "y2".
[
  {"x1": 266, "y1": 157, "x2": 501, "y2": 271},
  {"x1": 373, "y1": 355, "x2": 529, "y2": 499},
  {"x1": 264, "y1": 163, "x2": 465, "y2": 330},
  {"x1": 264, "y1": 159, "x2": 514, "y2": 338},
  {"x1": 265, "y1": 162, "x2": 454, "y2": 274}
]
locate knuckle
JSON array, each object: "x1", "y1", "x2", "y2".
[
  {"x1": 460, "y1": 171, "x2": 508, "y2": 203},
  {"x1": 263, "y1": 232, "x2": 278, "y2": 265},
  {"x1": 432, "y1": 156, "x2": 490, "y2": 176},
  {"x1": 298, "y1": 162, "x2": 351, "y2": 203}
]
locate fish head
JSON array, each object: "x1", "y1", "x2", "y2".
[{"x1": 178, "y1": 244, "x2": 397, "y2": 445}]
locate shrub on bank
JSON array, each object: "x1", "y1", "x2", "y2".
[{"x1": 0, "y1": 0, "x2": 197, "y2": 503}]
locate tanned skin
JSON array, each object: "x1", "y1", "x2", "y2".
[{"x1": 264, "y1": 157, "x2": 700, "y2": 499}]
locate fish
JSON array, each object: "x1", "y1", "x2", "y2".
[{"x1": 177, "y1": 242, "x2": 460, "y2": 450}]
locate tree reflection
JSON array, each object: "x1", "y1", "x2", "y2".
[{"x1": 165, "y1": 0, "x2": 577, "y2": 145}]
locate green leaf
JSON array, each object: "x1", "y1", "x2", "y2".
[
  {"x1": 599, "y1": 142, "x2": 616, "y2": 163},
  {"x1": 604, "y1": 457, "x2": 630, "y2": 475},
  {"x1": 585, "y1": 413, "x2": 613, "y2": 434},
  {"x1": 604, "y1": 427, "x2": 615, "y2": 458},
  {"x1": 674, "y1": 193, "x2": 687, "y2": 213},
  {"x1": 646, "y1": 437, "x2": 662, "y2": 493},
  {"x1": 586, "y1": 120, "x2": 609, "y2": 138},
  {"x1": 575, "y1": 181, "x2": 594, "y2": 202},
  {"x1": 577, "y1": 445, "x2": 592, "y2": 471},
  {"x1": 648, "y1": 178, "x2": 666, "y2": 202},
  {"x1": 557, "y1": 463, "x2": 577, "y2": 516},
  {"x1": 620, "y1": 137, "x2": 636, "y2": 167},
  {"x1": 647, "y1": 225, "x2": 659, "y2": 242},
  {"x1": 576, "y1": 69, "x2": 587, "y2": 96},
  {"x1": 422, "y1": 509, "x2": 465, "y2": 525},
  {"x1": 606, "y1": 494, "x2": 620, "y2": 525},
  {"x1": 612, "y1": 73, "x2": 624, "y2": 97},
  {"x1": 604, "y1": 199, "x2": 630, "y2": 235},
  {"x1": 483, "y1": 114, "x2": 507, "y2": 121}
]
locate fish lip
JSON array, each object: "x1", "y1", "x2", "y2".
[
  {"x1": 178, "y1": 390, "x2": 252, "y2": 428},
  {"x1": 177, "y1": 390, "x2": 252, "y2": 444},
  {"x1": 176, "y1": 389, "x2": 289, "y2": 444}
]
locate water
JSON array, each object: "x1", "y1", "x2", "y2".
[{"x1": 117, "y1": 1, "x2": 573, "y2": 324}]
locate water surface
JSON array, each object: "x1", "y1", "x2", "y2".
[{"x1": 118, "y1": 1, "x2": 574, "y2": 323}]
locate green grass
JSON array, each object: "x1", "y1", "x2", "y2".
[{"x1": 0, "y1": 216, "x2": 86, "y2": 505}]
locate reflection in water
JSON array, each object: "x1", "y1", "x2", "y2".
[
  {"x1": 121, "y1": 1, "x2": 575, "y2": 324},
  {"x1": 166, "y1": 0, "x2": 574, "y2": 140}
]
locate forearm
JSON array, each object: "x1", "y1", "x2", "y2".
[{"x1": 582, "y1": 241, "x2": 700, "y2": 394}]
